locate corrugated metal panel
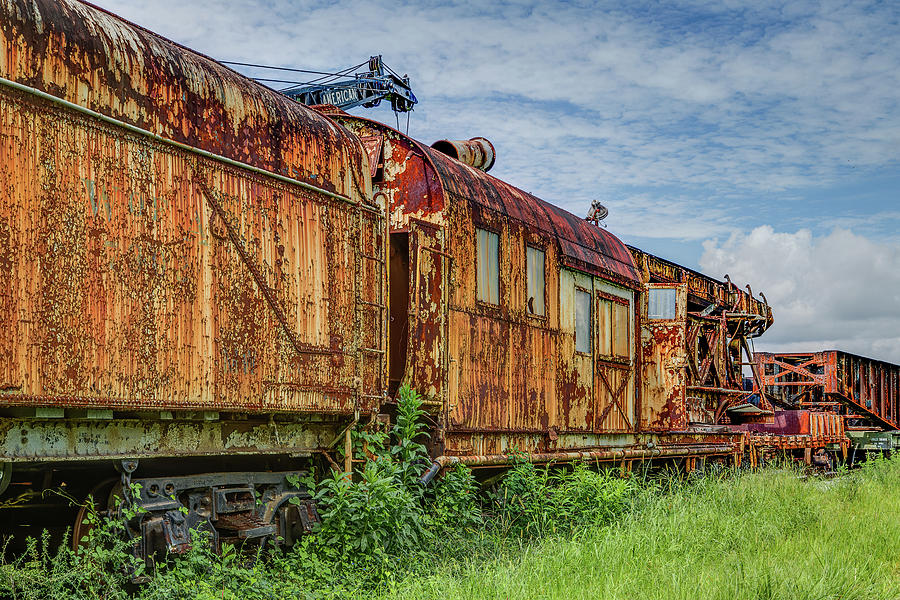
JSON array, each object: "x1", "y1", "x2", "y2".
[{"x1": 448, "y1": 313, "x2": 509, "y2": 430}]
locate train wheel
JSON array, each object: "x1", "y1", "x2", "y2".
[{"x1": 72, "y1": 478, "x2": 117, "y2": 552}]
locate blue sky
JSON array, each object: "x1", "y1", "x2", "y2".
[{"x1": 91, "y1": 0, "x2": 900, "y2": 361}]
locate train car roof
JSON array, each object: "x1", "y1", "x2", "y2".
[
  {"x1": 421, "y1": 147, "x2": 640, "y2": 288},
  {"x1": 0, "y1": 0, "x2": 369, "y2": 200}
]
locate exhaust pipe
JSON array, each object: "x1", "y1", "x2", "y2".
[{"x1": 430, "y1": 137, "x2": 495, "y2": 172}]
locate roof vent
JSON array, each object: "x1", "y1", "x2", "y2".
[{"x1": 431, "y1": 137, "x2": 495, "y2": 172}]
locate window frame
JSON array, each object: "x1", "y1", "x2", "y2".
[
  {"x1": 525, "y1": 244, "x2": 547, "y2": 319},
  {"x1": 647, "y1": 287, "x2": 678, "y2": 320},
  {"x1": 574, "y1": 285, "x2": 592, "y2": 355},
  {"x1": 475, "y1": 226, "x2": 501, "y2": 306},
  {"x1": 596, "y1": 290, "x2": 631, "y2": 362}
]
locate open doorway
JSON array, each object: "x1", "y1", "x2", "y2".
[{"x1": 389, "y1": 232, "x2": 410, "y2": 396}]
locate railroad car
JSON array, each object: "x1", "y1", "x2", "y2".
[
  {"x1": 623, "y1": 250, "x2": 848, "y2": 467},
  {"x1": 626, "y1": 246, "x2": 773, "y2": 427},
  {"x1": 755, "y1": 351, "x2": 900, "y2": 458},
  {"x1": 330, "y1": 113, "x2": 774, "y2": 476},
  {"x1": 0, "y1": 0, "x2": 386, "y2": 552}
]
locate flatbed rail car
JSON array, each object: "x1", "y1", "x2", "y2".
[
  {"x1": 755, "y1": 351, "x2": 900, "y2": 452},
  {"x1": 0, "y1": 0, "x2": 386, "y2": 551}
]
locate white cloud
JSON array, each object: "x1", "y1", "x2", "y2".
[
  {"x1": 700, "y1": 226, "x2": 900, "y2": 363},
  {"x1": 90, "y1": 0, "x2": 899, "y2": 196}
]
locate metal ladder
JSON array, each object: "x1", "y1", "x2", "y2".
[{"x1": 355, "y1": 203, "x2": 387, "y2": 409}]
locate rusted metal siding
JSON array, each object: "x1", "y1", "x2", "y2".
[
  {"x1": 0, "y1": 0, "x2": 385, "y2": 416},
  {"x1": 446, "y1": 197, "x2": 565, "y2": 440},
  {"x1": 330, "y1": 116, "x2": 445, "y2": 231},
  {"x1": 1, "y1": 417, "x2": 336, "y2": 461},
  {"x1": 641, "y1": 283, "x2": 689, "y2": 431}
]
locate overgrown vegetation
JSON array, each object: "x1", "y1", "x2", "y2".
[{"x1": 2, "y1": 387, "x2": 900, "y2": 599}]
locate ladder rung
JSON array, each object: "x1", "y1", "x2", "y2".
[
  {"x1": 360, "y1": 347, "x2": 385, "y2": 354},
  {"x1": 357, "y1": 300, "x2": 386, "y2": 309}
]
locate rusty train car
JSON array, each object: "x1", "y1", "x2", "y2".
[
  {"x1": 0, "y1": 0, "x2": 387, "y2": 550},
  {"x1": 755, "y1": 351, "x2": 900, "y2": 455},
  {"x1": 626, "y1": 247, "x2": 773, "y2": 427},
  {"x1": 0, "y1": 0, "x2": 868, "y2": 557},
  {"x1": 329, "y1": 112, "x2": 777, "y2": 475},
  {"x1": 622, "y1": 249, "x2": 850, "y2": 467}
]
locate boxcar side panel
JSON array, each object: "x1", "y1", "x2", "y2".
[{"x1": 0, "y1": 87, "x2": 377, "y2": 414}]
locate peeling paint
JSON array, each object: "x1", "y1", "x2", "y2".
[{"x1": 0, "y1": 0, "x2": 386, "y2": 422}]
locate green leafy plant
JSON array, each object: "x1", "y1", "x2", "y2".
[
  {"x1": 427, "y1": 464, "x2": 483, "y2": 536},
  {"x1": 391, "y1": 384, "x2": 431, "y2": 486},
  {"x1": 0, "y1": 484, "x2": 148, "y2": 599}
]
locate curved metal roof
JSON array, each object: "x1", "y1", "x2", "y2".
[
  {"x1": 421, "y1": 146, "x2": 641, "y2": 288},
  {"x1": 1, "y1": 0, "x2": 368, "y2": 200}
]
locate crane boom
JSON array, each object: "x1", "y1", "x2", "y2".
[{"x1": 282, "y1": 56, "x2": 416, "y2": 113}]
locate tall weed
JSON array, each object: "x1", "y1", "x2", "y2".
[{"x1": 490, "y1": 461, "x2": 635, "y2": 538}]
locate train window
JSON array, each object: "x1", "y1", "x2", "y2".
[
  {"x1": 598, "y1": 297, "x2": 612, "y2": 355},
  {"x1": 648, "y1": 288, "x2": 677, "y2": 319},
  {"x1": 526, "y1": 246, "x2": 545, "y2": 316},
  {"x1": 597, "y1": 297, "x2": 631, "y2": 358},
  {"x1": 476, "y1": 228, "x2": 500, "y2": 304},
  {"x1": 575, "y1": 288, "x2": 591, "y2": 354},
  {"x1": 613, "y1": 301, "x2": 630, "y2": 357}
]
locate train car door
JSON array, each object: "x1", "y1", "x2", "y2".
[
  {"x1": 407, "y1": 218, "x2": 449, "y2": 407},
  {"x1": 594, "y1": 288, "x2": 636, "y2": 433},
  {"x1": 640, "y1": 283, "x2": 689, "y2": 431}
]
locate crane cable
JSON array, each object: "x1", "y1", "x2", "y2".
[{"x1": 220, "y1": 59, "x2": 367, "y2": 79}]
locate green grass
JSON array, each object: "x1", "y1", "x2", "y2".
[
  {"x1": 377, "y1": 461, "x2": 900, "y2": 600},
  {"x1": 4, "y1": 457, "x2": 900, "y2": 599}
]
